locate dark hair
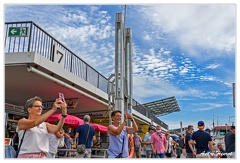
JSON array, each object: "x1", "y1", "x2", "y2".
[
  {"x1": 111, "y1": 110, "x2": 122, "y2": 117},
  {"x1": 187, "y1": 125, "x2": 193, "y2": 130},
  {"x1": 148, "y1": 126, "x2": 155, "y2": 131}
]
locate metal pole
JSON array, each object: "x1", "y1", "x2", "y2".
[
  {"x1": 232, "y1": 83, "x2": 235, "y2": 107},
  {"x1": 225, "y1": 124, "x2": 228, "y2": 134},
  {"x1": 180, "y1": 121, "x2": 183, "y2": 136},
  {"x1": 213, "y1": 115, "x2": 215, "y2": 127},
  {"x1": 115, "y1": 13, "x2": 125, "y2": 122}
]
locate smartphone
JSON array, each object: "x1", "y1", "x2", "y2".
[
  {"x1": 58, "y1": 93, "x2": 65, "y2": 101},
  {"x1": 127, "y1": 109, "x2": 131, "y2": 114}
]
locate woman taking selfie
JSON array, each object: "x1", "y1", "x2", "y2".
[
  {"x1": 107, "y1": 110, "x2": 138, "y2": 158},
  {"x1": 16, "y1": 96, "x2": 67, "y2": 158}
]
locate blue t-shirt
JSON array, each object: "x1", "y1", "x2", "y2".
[
  {"x1": 191, "y1": 130, "x2": 212, "y2": 154},
  {"x1": 224, "y1": 131, "x2": 235, "y2": 153},
  {"x1": 144, "y1": 133, "x2": 152, "y2": 151},
  {"x1": 185, "y1": 133, "x2": 193, "y2": 153},
  {"x1": 107, "y1": 126, "x2": 129, "y2": 158},
  {"x1": 75, "y1": 124, "x2": 95, "y2": 148}
]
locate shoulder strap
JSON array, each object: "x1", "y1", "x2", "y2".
[
  {"x1": 84, "y1": 125, "x2": 90, "y2": 145},
  {"x1": 15, "y1": 130, "x2": 26, "y2": 158},
  {"x1": 121, "y1": 136, "x2": 125, "y2": 153}
]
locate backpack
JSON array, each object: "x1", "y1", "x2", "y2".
[{"x1": 178, "y1": 138, "x2": 184, "y2": 148}]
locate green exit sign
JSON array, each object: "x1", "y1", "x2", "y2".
[{"x1": 8, "y1": 27, "x2": 28, "y2": 37}]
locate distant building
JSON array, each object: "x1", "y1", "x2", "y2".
[
  {"x1": 169, "y1": 127, "x2": 188, "y2": 136},
  {"x1": 212, "y1": 125, "x2": 231, "y2": 137}
]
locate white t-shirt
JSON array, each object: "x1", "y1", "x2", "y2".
[{"x1": 167, "y1": 137, "x2": 173, "y2": 153}]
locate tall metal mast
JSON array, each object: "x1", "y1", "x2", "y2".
[{"x1": 108, "y1": 6, "x2": 133, "y2": 124}]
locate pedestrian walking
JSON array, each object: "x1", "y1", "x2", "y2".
[
  {"x1": 74, "y1": 115, "x2": 96, "y2": 158},
  {"x1": 185, "y1": 125, "x2": 195, "y2": 158},
  {"x1": 143, "y1": 126, "x2": 155, "y2": 158},
  {"x1": 150, "y1": 125, "x2": 167, "y2": 158},
  {"x1": 191, "y1": 121, "x2": 213, "y2": 157},
  {"x1": 133, "y1": 132, "x2": 142, "y2": 158},
  {"x1": 165, "y1": 131, "x2": 175, "y2": 158},
  {"x1": 224, "y1": 125, "x2": 235, "y2": 158},
  {"x1": 64, "y1": 127, "x2": 73, "y2": 157},
  {"x1": 175, "y1": 136, "x2": 183, "y2": 158},
  {"x1": 48, "y1": 128, "x2": 64, "y2": 158}
]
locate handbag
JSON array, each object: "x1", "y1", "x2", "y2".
[
  {"x1": 76, "y1": 144, "x2": 86, "y2": 154},
  {"x1": 115, "y1": 136, "x2": 125, "y2": 158},
  {"x1": 77, "y1": 125, "x2": 90, "y2": 154}
]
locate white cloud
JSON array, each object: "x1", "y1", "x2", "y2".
[
  {"x1": 132, "y1": 76, "x2": 186, "y2": 101},
  {"x1": 140, "y1": 4, "x2": 235, "y2": 61},
  {"x1": 194, "y1": 103, "x2": 229, "y2": 111},
  {"x1": 206, "y1": 63, "x2": 222, "y2": 69}
]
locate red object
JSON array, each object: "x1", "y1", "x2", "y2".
[
  {"x1": 45, "y1": 113, "x2": 84, "y2": 128},
  {"x1": 128, "y1": 134, "x2": 134, "y2": 158},
  {"x1": 89, "y1": 123, "x2": 107, "y2": 134}
]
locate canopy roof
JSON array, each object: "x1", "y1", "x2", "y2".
[{"x1": 142, "y1": 96, "x2": 180, "y2": 116}]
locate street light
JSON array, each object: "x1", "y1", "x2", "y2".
[{"x1": 229, "y1": 116, "x2": 235, "y2": 125}]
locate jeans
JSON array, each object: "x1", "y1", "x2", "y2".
[
  {"x1": 187, "y1": 153, "x2": 194, "y2": 158},
  {"x1": 5, "y1": 146, "x2": 16, "y2": 158},
  {"x1": 155, "y1": 153, "x2": 166, "y2": 158},
  {"x1": 146, "y1": 150, "x2": 153, "y2": 158}
]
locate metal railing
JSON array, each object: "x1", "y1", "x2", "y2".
[
  {"x1": 4, "y1": 21, "x2": 168, "y2": 130},
  {"x1": 4, "y1": 21, "x2": 108, "y2": 93},
  {"x1": 132, "y1": 99, "x2": 168, "y2": 129}
]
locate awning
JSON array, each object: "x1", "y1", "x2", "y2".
[
  {"x1": 45, "y1": 113, "x2": 84, "y2": 128},
  {"x1": 141, "y1": 96, "x2": 180, "y2": 116},
  {"x1": 89, "y1": 123, "x2": 107, "y2": 134}
]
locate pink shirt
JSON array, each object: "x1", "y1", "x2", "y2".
[{"x1": 150, "y1": 132, "x2": 167, "y2": 154}]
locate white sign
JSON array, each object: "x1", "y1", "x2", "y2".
[
  {"x1": 42, "y1": 98, "x2": 79, "y2": 109},
  {"x1": 53, "y1": 44, "x2": 65, "y2": 67}
]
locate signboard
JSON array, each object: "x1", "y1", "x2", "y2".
[
  {"x1": 42, "y1": 98, "x2": 79, "y2": 109},
  {"x1": 5, "y1": 103, "x2": 24, "y2": 112},
  {"x1": 8, "y1": 27, "x2": 28, "y2": 37},
  {"x1": 74, "y1": 111, "x2": 107, "y2": 119}
]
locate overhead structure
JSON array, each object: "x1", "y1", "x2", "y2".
[{"x1": 142, "y1": 96, "x2": 180, "y2": 116}]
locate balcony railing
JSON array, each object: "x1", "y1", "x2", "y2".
[{"x1": 5, "y1": 21, "x2": 168, "y2": 129}]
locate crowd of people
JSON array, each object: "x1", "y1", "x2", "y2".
[
  {"x1": 8, "y1": 96, "x2": 235, "y2": 159},
  {"x1": 139, "y1": 121, "x2": 235, "y2": 159}
]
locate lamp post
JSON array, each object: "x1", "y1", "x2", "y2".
[{"x1": 229, "y1": 116, "x2": 235, "y2": 125}]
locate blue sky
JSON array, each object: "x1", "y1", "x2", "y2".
[{"x1": 3, "y1": 3, "x2": 236, "y2": 130}]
